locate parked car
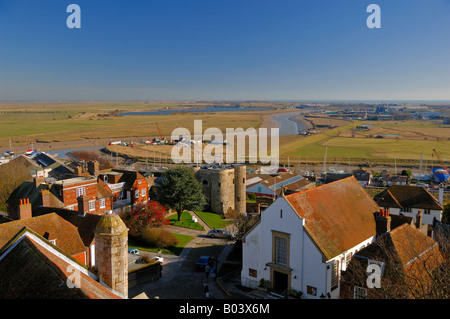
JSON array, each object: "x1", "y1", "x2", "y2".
[
  {"x1": 148, "y1": 256, "x2": 164, "y2": 264},
  {"x1": 195, "y1": 256, "x2": 212, "y2": 271},
  {"x1": 415, "y1": 182, "x2": 429, "y2": 188},
  {"x1": 128, "y1": 248, "x2": 139, "y2": 255},
  {"x1": 207, "y1": 228, "x2": 235, "y2": 239}
]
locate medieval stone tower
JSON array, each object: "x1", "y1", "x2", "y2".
[
  {"x1": 191, "y1": 164, "x2": 246, "y2": 215},
  {"x1": 94, "y1": 213, "x2": 129, "y2": 298}
]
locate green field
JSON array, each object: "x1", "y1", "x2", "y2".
[
  {"x1": 279, "y1": 121, "x2": 450, "y2": 166},
  {"x1": 0, "y1": 101, "x2": 270, "y2": 147},
  {"x1": 1, "y1": 101, "x2": 449, "y2": 166}
]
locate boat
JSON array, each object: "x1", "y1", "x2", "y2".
[{"x1": 432, "y1": 168, "x2": 450, "y2": 183}]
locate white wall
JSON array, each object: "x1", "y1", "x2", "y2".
[
  {"x1": 241, "y1": 197, "x2": 332, "y2": 298},
  {"x1": 241, "y1": 197, "x2": 301, "y2": 289},
  {"x1": 241, "y1": 196, "x2": 377, "y2": 299},
  {"x1": 385, "y1": 207, "x2": 442, "y2": 225}
]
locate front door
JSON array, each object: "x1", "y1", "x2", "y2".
[{"x1": 273, "y1": 271, "x2": 289, "y2": 293}]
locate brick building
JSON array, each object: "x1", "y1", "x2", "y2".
[{"x1": 7, "y1": 175, "x2": 114, "y2": 219}]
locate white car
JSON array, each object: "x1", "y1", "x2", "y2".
[
  {"x1": 128, "y1": 248, "x2": 139, "y2": 255},
  {"x1": 148, "y1": 256, "x2": 164, "y2": 264}
]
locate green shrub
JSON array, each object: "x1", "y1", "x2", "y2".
[{"x1": 140, "y1": 227, "x2": 179, "y2": 248}]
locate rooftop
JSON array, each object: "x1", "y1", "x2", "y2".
[{"x1": 285, "y1": 176, "x2": 379, "y2": 260}]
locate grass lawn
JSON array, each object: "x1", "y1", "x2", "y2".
[
  {"x1": 128, "y1": 232, "x2": 195, "y2": 256},
  {"x1": 168, "y1": 211, "x2": 204, "y2": 230},
  {"x1": 195, "y1": 211, "x2": 233, "y2": 230}
]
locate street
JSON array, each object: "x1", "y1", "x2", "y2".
[{"x1": 128, "y1": 225, "x2": 233, "y2": 299}]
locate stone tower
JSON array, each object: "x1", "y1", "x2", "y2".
[
  {"x1": 193, "y1": 164, "x2": 247, "y2": 215},
  {"x1": 232, "y1": 164, "x2": 247, "y2": 214},
  {"x1": 94, "y1": 213, "x2": 129, "y2": 298}
]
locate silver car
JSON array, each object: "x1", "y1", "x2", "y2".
[{"x1": 207, "y1": 229, "x2": 235, "y2": 239}]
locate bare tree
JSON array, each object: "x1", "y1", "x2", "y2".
[
  {"x1": 0, "y1": 159, "x2": 32, "y2": 211},
  {"x1": 341, "y1": 227, "x2": 449, "y2": 299}
]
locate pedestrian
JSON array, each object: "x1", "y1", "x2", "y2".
[{"x1": 205, "y1": 265, "x2": 211, "y2": 279}]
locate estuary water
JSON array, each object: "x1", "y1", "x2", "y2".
[
  {"x1": 272, "y1": 112, "x2": 306, "y2": 136},
  {"x1": 118, "y1": 106, "x2": 267, "y2": 116}
]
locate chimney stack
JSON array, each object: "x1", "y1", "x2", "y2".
[
  {"x1": 375, "y1": 208, "x2": 391, "y2": 235},
  {"x1": 17, "y1": 198, "x2": 32, "y2": 220},
  {"x1": 77, "y1": 196, "x2": 90, "y2": 215},
  {"x1": 416, "y1": 210, "x2": 423, "y2": 229},
  {"x1": 94, "y1": 214, "x2": 129, "y2": 298},
  {"x1": 75, "y1": 165, "x2": 83, "y2": 176},
  {"x1": 34, "y1": 176, "x2": 45, "y2": 187},
  {"x1": 88, "y1": 161, "x2": 99, "y2": 177},
  {"x1": 40, "y1": 190, "x2": 51, "y2": 207},
  {"x1": 439, "y1": 184, "x2": 444, "y2": 206}
]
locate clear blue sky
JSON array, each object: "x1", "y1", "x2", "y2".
[{"x1": 1, "y1": 0, "x2": 450, "y2": 101}]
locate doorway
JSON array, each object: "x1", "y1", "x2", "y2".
[{"x1": 273, "y1": 271, "x2": 289, "y2": 293}]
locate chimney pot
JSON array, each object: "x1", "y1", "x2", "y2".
[{"x1": 17, "y1": 198, "x2": 32, "y2": 220}]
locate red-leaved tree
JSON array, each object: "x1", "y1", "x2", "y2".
[{"x1": 122, "y1": 200, "x2": 170, "y2": 237}]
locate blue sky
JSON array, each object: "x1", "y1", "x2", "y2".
[{"x1": 1, "y1": 0, "x2": 450, "y2": 101}]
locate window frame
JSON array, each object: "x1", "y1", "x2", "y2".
[{"x1": 271, "y1": 231, "x2": 290, "y2": 267}]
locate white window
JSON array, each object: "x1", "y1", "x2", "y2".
[
  {"x1": 275, "y1": 237, "x2": 287, "y2": 265},
  {"x1": 353, "y1": 287, "x2": 367, "y2": 299},
  {"x1": 89, "y1": 200, "x2": 95, "y2": 211},
  {"x1": 76, "y1": 187, "x2": 86, "y2": 197},
  {"x1": 99, "y1": 198, "x2": 106, "y2": 208},
  {"x1": 346, "y1": 252, "x2": 353, "y2": 267},
  {"x1": 331, "y1": 260, "x2": 340, "y2": 290},
  {"x1": 135, "y1": 190, "x2": 140, "y2": 199},
  {"x1": 141, "y1": 188, "x2": 146, "y2": 197}
]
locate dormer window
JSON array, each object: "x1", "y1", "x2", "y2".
[
  {"x1": 89, "y1": 200, "x2": 95, "y2": 211},
  {"x1": 76, "y1": 187, "x2": 86, "y2": 197}
]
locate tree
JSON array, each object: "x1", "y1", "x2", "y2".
[
  {"x1": 233, "y1": 213, "x2": 260, "y2": 240},
  {"x1": 0, "y1": 158, "x2": 33, "y2": 212},
  {"x1": 341, "y1": 226, "x2": 449, "y2": 299},
  {"x1": 154, "y1": 166, "x2": 206, "y2": 221},
  {"x1": 442, "y1": 202, "x2": 450, "y2": 224}
]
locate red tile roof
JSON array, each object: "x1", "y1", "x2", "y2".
[
  {"x1": 0, "y1": 229, "x2": 121, "y2": 299},
  {"x1": 0, "y1": 213, "x2": 86, "y2": 256},
  {"x1": 388, "y1": 223, "x2": 442, "y2": 267},
  {"x1": 285, "y1": 176, "x2": 379, "y2": 260}
]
